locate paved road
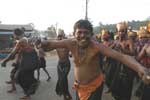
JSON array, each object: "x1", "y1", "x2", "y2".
[{"x1": 0, "y1": 56, "x2": 138, "y2": 100}]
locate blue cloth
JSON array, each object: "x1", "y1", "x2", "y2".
[{"x1": 0, "y1": 53, "x2": 8, "y2": 59}]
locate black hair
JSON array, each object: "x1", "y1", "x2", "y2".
[
  {"x1": 14, "y1": 28, "x2": 24, "y2": 36},
  {"x1": 73, "y1": 19, "x2": 93, "y2": 36}
]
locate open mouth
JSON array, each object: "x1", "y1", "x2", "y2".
[{"x1": 81, "y1": 39, "x2": 86, "y2": 43}]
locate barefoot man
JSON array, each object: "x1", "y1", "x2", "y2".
[
  {"x1": 39, "y1": 19, "x2": 150, "y2": 100},
  {"x1": 136, "y1": 28, "x2": 150, "y2": 100},
  {"x1": 1, "y1": 28, "x2": 39, "y2": 100},
  {"x1": 55, "y1": 29, "x2": 72, "y2": 100}
]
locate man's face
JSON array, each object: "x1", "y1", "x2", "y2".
[
  {"x1": 102, "y1": 32, "x2": 109, "y2": 41},
  {"x1": 74, "y1": 28, "x2": 92, "y2": 48},
  {"x1": 117, "y1": 26, "x2": 127, "y2": 39}
]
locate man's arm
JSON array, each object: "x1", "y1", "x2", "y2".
[
  {"x1": 1, "y1": 41, "x2": 21, "y2": 67},
  {"x1": 41, "y1": 39, "x2": 71, "y2": 51}
]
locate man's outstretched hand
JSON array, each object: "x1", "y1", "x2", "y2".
[
  {"x1": 138, "y1": 67, "x2": 150, "y2": 85},
  {"x1": 142, "y1": 69, "x2": 150, "y2": 85}
]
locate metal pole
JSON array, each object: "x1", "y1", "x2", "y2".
[{"x1": 85, "y1": 0, "x2": 88, "y2": 20}]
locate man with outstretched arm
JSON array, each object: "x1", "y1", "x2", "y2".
[{"x1": 40, "y1": 19, "x2": 150, "y2": 100}]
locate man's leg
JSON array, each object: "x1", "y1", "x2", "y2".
[
  {"x1": 43, "y1": 68, "x2": 51, "y2": 81},
  {"x1": 6, "y1": 67, "x2": 16, "y2": 84},
  {"x1": 63, "y1": 77, "x2": 72, "y2": 100},
  {"x1": 37, "y1": 68, "x2": 40, "y2": 81},
  {"x1": 7, "y1": 79, "x2": 16, "y2": 93},
  {"x1": 7, "y1": 67, "x2": 17, "y2": 93}
]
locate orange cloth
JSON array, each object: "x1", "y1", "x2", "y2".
[
  {"x1": 73, "y1": 74, "x2": 104, "y2": 100},
  {"x1": 147, "y1": 21, "x2": 150, "y2": 32}
]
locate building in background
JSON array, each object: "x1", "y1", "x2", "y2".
[{"x1": 0, "y1": 24, "x2": 34, "y2": 50}]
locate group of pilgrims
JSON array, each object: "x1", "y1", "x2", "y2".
[
  {"x1": 96, "y1": 22, "x2": 150, "y2": 100},
  {"x1": 0, "y1": 19, "x2": 150, "y2": 100},
  {"x1": 0, "y1": 28, "x2": 72, "y2": 100}
]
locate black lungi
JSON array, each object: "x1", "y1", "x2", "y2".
[
  {"x1": 16, "y1": 50, "x2": 39, "y2": 96},
  {"x1": 55, "y1": 59, "x2": 71, "y2": 96},
  {"x1": 39, "y1": 57, "x2": 46, "y2": 68},
  {"x1": 111, "y1": 63, "x2": 135, "y2": 100}
]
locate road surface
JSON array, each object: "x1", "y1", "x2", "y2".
[{"x1": 0, "y1": 55, "x2": 138, "y2": 100}]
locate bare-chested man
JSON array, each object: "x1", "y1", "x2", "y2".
[
  {"x1": 135, "y1": 28, "x2": 150, "y2": 100},
  {"x1": 100, "y1": 29, "x2": 116, "y2": 93},
  {"x1": 101, "y1": 29, "x2": 113, "y2": 47},
  {"x1": 1, "y1": 28, "x2": 39, "y2": 100},
  {"x1": 35, "y1": 38, "x2": 51, "y2": 82},
  {"x1": 54, "y1": 29, "x2": 72, "y2": 100},
  {"x1": 136, "y1": 28, "x2": 150, "y2": 68},
  {"x1": 110, "y1": 22, "x2": 137, "y2": 100},
  {"x1": 40, "y1": 19, "x2": 150, "y2": 100},
  {"x1": 56, "y1": 30, "x2": 72, "y2": 100}
]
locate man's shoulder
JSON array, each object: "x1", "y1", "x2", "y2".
[
  {"x1": 90, "y1": 40, "x2": 105, "y2": 51},
  {"x1": 19, "y1": 37, "x2": 28, "y2": 43},
  {"x1": 17, "y1": 37, "x2": 32, "y2": 47}
]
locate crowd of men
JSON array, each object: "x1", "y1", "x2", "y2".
[
  {"x1": 0, "y1": 19, "x2": 150, "y2": 100},
  {"x1": 96, "y1": 22, "x2": 150, "y2": 100}
]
